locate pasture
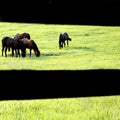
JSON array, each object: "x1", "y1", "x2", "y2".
[
  {"x1": 0, "y1": 22, "x2": 120, "y2": 119},
  {"x1": 0, "y1": 22, "x2": 120, "y2": 70},
  {"x1": 0, "y1": 96, "x2": 120, "y2": 120}
]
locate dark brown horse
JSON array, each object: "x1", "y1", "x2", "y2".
[
  {"x1": 58, "y1": 32, "x2": 72, "y2": 49},
  {"x1": 14, "y1": 32, "x2": 31, "y2": 40},
  {"x1": 22, "y1": 38, "x2": 40, "y2": 57},
  {"x1": 2, "y1": 36, "x2": 26, "y2": 57}
]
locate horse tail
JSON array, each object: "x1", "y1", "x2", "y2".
[{"x1": 67, "y1": 35, "x2": 71, "y2": 41}]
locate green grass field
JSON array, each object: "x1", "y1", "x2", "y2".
[
  {"x1": 0, "y1": 96, "x2": 120, "y2": 120},
  {"x1": 0, "y1": 22, "x2": 120, "y2": 120},
  {"x1": 0, "y1": 22, "x2": 120, "y2": 70}
]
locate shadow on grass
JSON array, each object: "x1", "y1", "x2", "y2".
[
  {"x1": 41, "y1": 51, "x2": 71, "y2": 56},
  {"x1": 42, "y1": 53, "x2": 60, "y2": 56},
  {"x1": 72, "y1": 46, "x2": 95, "y2": 51}
]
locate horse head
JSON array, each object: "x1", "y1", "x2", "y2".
[
  {"x1": 35, "y1": 49, "x2": 40, "y2": 57},
  {"x1": 68, "y1": 37, "x2": 72, "y2": 41}
]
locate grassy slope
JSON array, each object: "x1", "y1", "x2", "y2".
[
  {"x1": 0, "y1": 22, "x2": 120, "y2": 70},
  {"x1": 0, "y1": 96, "x2": 120, "y2": 120}
]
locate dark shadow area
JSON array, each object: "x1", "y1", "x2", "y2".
[
  {"x1": 0, "y1": 0, "x2": 120, "y2": 26},
  {"x1": 0, "y1": 70, "x2": 120, "y2": 100}
]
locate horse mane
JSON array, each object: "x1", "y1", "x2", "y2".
[{"x1": 31, "y1": 40, "x2": 39, "y2": 50}]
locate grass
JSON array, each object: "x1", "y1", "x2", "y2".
[
  {"x1": 0, "y1": 96, "x2": 120, "y2": 120},
  {"x1": 0, "y1": 22, "x2": 120, "y2": 70},
  {"x1": 0, "y1": 22, "x2": 120, "y2": 119}
]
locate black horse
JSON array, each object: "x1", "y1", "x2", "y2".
[
  {"x1": 2, "y1": 36, "x2": 26, "y2": 57},
  {"x1": 58, "y1": 32, "x2": 72, "y2": 49}
]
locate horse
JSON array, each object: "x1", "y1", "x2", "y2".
[
  {"x1": 58, "y1": 32, "x2": 72, "y2": 49},
  {"x1": 14, "y1": 32, "x2": 31, "y2": 40},
  {"x1": 2, "y1": 36, "x2": 26, "y2": 57},
  {"x1": 22, "y1": 38, "x2": 40, "y2": 57}
]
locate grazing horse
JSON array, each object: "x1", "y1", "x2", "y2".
[
  {"x1": 14, "y1": 32, "x2": 31, "y2": 40},
  {"x1": 58, "y1": 32, "x2": 72, "y2": 49},
  {"x1": 2, "y1": 36, "x2": 26, "y2": 57},
  {"x1": 22, "y1": 38, "x2": 40, "y2": 57}
]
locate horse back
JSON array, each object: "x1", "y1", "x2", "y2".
[
  {"x1": 59, "y1": 33, "x2": 67, "y2": 42},
  {"x1": 22, "y1": 38, "x2": 37, "y2": 49},
  {"x1": 14, "y1": 32, "x2": 31, "y2": 40},
  {"x1": 2, "y1": 36, "x2": 14, "y2": 46}
]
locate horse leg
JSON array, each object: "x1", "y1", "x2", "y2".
[
  {"x1": 63, "y1": 41, "x2": 66, "y2": 47},
  {"x1": 2, "y1": 46, "x2": 4, "y2": 56},
  {"x1": 5, "y1": 47, "x2": 7, "y2": 57},
  {"x1": 8, "y1": 46, "x2": 10, "y2": 52},
  {"x1": 67, "y1": 39, "x2": 68, "y2": 46},
  {"x1": 12, "y1": 48, "x2": 14, "y2": 57},
  {"x1": 30, "y1": 49, "x2": 32, "y2": 57},
  {"x1": 15, "y1": 49, "x2": 18, "y2": 57},
  {"x1": 14, "y1": 48, "x2": 18, "y2": 57},
  {"x1": 61, "y1": 42, "x2": 63, "y2": 48},
  {"x1": 18, "y1": 49, "x2": 20, "y2": 57}
]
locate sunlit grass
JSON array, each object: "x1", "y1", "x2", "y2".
[
  {"x1": 0, "y1": 96, "x2": 120, "y2": 120},
  {"x1": 0, "y1": 22, "x2": 120, "y2": 70}
]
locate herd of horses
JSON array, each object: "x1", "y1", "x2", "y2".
[
  {"x1": 2, "y1": 33, "x2": 40, "y2": 57},
  {"x1": 1, "y1": 32, "x2": 72, "y2": 57}
]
